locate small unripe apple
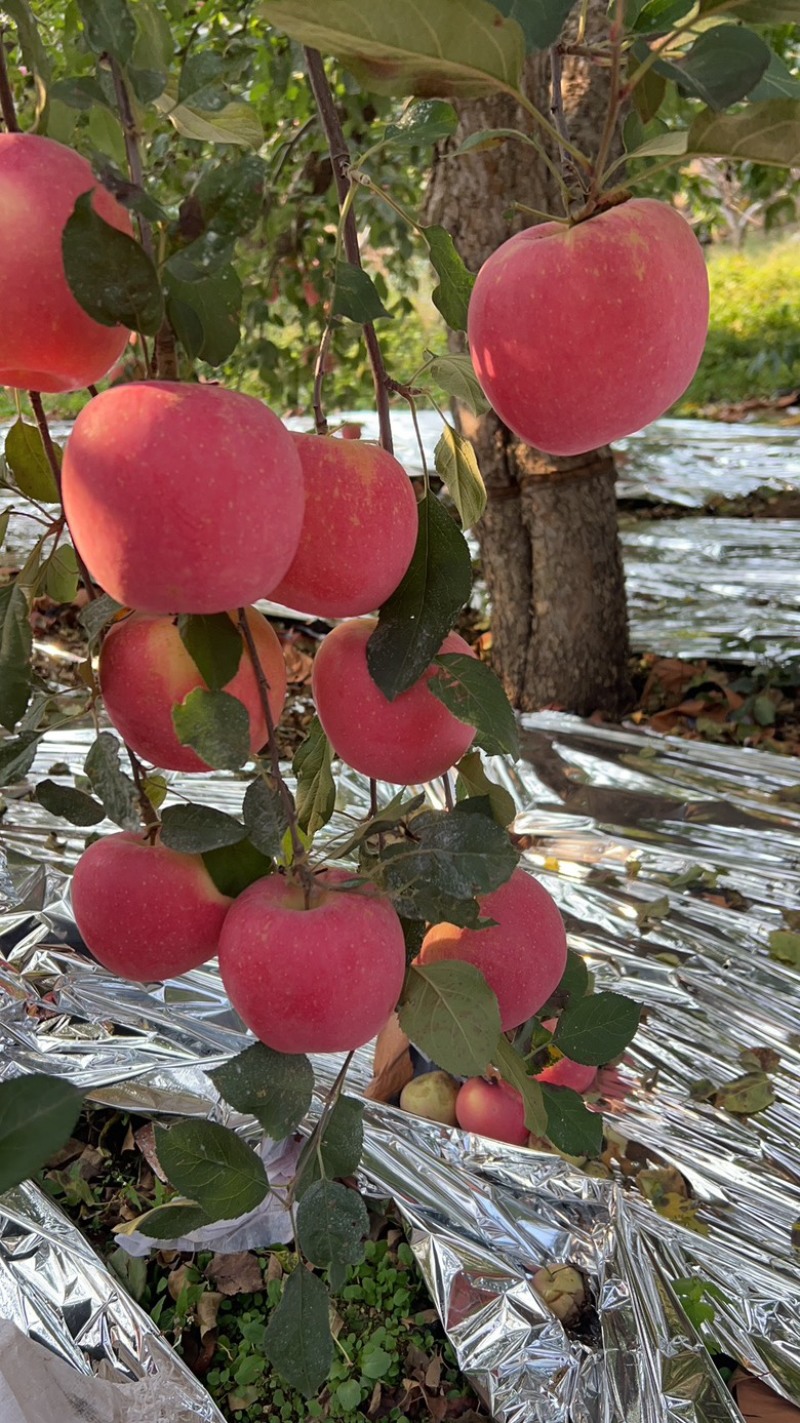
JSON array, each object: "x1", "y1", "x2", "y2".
[
  {"x1": 399, "y1": 1071, "x2": 460, "y2": 1126},
  {"x1": 71, "y1": 831, "x2": 230, "y2": 980},
  {"x1": 455, "y1": 1077, "x2": 529, "y2": 1146}
]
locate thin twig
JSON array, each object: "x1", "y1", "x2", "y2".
[
  {"x1": 582, "y1": 0, "x2": 626, "y2": 213},
  {"x1": 29, "y1": 392, "x2": 99, "y2": 601},
  {"x1": 441, "y1": 773, "x2": 455, "y2": 811},
  {"x1": 549, "y1": 47, "x2": 585, "y2": 214},
  {"x1": 312, "y1": 324, "x2": 333, "y2": 434},
  {"x1": 304, "y1": 47, "x2": 394, "y2": 454},
  {"x1": 126, "y1": 745, "x2": 161, "y2": 835},
  {"x1": 290, "y1": 1049, "x2": 355, "y2": 1204},
  {"x1": 0, "y1": 28, "x2": 19, "y2": 131}
]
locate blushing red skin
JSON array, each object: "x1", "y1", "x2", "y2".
[
  {"x1": 418, "y1": 868, "x2": 567, "y2": 1032},
  {"x1": 312, "y1": 618, "x2": 476, "y2": 785},
  {"x1": 99, "y1": 607, "x2": 287, "y2": 772},
  {"x1": 270, "y1": 434, "x2": 418, "y2": 618},
  {"x1": 71, "y1": 831, "x2": 231, "y2": 980},
  {"x1": 455, "y1": 1078, "x2": 529, "y2": 1146},
  {"x1": 0, "y1": 133, "x2": 132, "y2": 392},
  {"x1": 218, "y1": 868, "x2": 406, "y2": 1054},
  {"x1": 468, "y1": 198, "x2": 709, "y2": 457},
  {"x1": 61, "y1": 382, "x2": 305, "y2": 614},
  {"x1": 536, "y1": 1017, "x2": 597, "y2": 1093}
]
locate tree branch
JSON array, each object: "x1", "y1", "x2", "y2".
[
  {"x1": 29, "y1": 392, "x2": 98, "y2": 601},
  {"x1": 0, "y1": 28, "x2": 19, "y2": 131}
]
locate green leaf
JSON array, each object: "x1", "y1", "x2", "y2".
[
  {"x1": 165, "y1": 231, "x2": 235, "y2": 284},
  {"x1": 263, "y1": 1268, "x2": 332, "y2": 1398},
  {"x1": 210, "y1": 1043, "x2": 314, "y2": 1138},
  {"x1": 160, "y1": 803, "x2": 248, "y2": 854},
  {"x1": 374, "y1": 804, "x2": 518, "y2": 920},
  {"x1": 177, "y1": 51, "x2": 226, "y2": 108},
  {"x1": 426, "y1": 353, "x2": 489, "y2": 417},
  {"x1": 132, "y1": 0, "x2": 174, "y2": 72},
  {"x1": 36, "y1": 779, "x2": 105, "y2": 826},
  {"x1": 155, "y1": 87, "x2": 264, "y2": 148},
  {"x1": 84, "y1": 731, "x2": 140, "y2": 829},
  {"x1": 62, "y1": 192, "x2": 163, "y2": 335},
  {"x1": 542, "y1": 949, "x2": 590, "y2": 1014},
  {"x1": 130, "y1": 1201, "x2": 212, "y2": 1239},
  {"x1": 177, "y1": 613, "x2": 243, "y2": 691},
  {"x1": 295, "y1": 1096, "x2": 364, "y2": 1197},
  {"x1": 0, "y1": 732, "x2": 40, "y2": 785},
  {"x1": 629, "y1": 0, "x2": 695, "y2": 32},
  {"x1": 625, "y1": 129, "x2": 689, "y2": 161},
  {"x1": 431, "y1": 653, "x2": 519, "y2": 757},
  {"x1": 384, "y1": 100, "x2": 458, "y2": 147},
  {"x1": 0, "y1": 512, "x2": 8, "y2": 549},
  {"x1": 656, "y1": 25, "x2": 770, "y2": 111},
  {"x1": 768, "y1": 929, "x2": 800, "y2": 967},
  {"x1": 540, "y1": 1084, "x2": 603, "y2": 1157},
  {"x1": 79, "y1": 593, "x2": 125, "y2": 644},
  {"x1": 44, "y1": 545, "x2": 79, "y2": 604},
  {"x1": 553, "y1": 991, "x2": 641, "y2": 1066},
  {"x1": 260, "y1": 0, "x2": 525, "y2": 98},
  {"x1": 748, "y1": 51, "x2": 800, "y2": 102},
  {"x1": 422, "y1": 226, "x2": 475, "y2": 332},
  {"x1": 455, "y1": 750, "x2": 516, "y2": 827},
  {"x1": 688, "y1": 99, "x2": 800, "y2": 167},
  {"x1": 331, "y1": 261, "x2": 392, "y2": 324},
  {"x1": 2, "y1": 0, "x2": 51, "y2": 109},
  {"x1": 243, "y1": 779, "x2": 290, "y2": 858},
  {"x1": 631, "y1": 67, "x2": 667, "y2": 123},
  {"x1": 718, "y1": 0, "x2": 798, "y2": 19},
  {"x1": 493, "y1": 1035, "x2": 547, "y2": 1135},
  {"x1": 715, "y1": 1070, "x2": 775, "y2": 1115},
  {"x1": 201, "y1": 839, "x2": 273, "y2": 897},
  {"x1": 4, "y1": 420, "x2": 60, "y2": 502},
  {"x1": 155, "y1": 1119, "x2": 268, "y2": 1220},
  {"x1": 0, "y1": 582, "x2": 32, "y2": 731},
  {"x1": 195, "y1": 154, "x2": 268, "y2": 236},
  {"x1": 366, "y1": 493, "x2": 472, "y2": 701},
  {"x1": 0, "y1": 1075, "x2": 83, "y2": 1193},
  {"x1": 50, "y1": 75, "x2": 111, "y2": 110},
  {"x1": 296, "y1": 1180, "x2": 369, "y2": 1270},
  {"x1": 76, "y1": 0, "x2": 136, "y2": 63},
  {"x1": 166, "y1": 265, "x2": 243, "y2": 365},
  {"x1": 292, "y1": 717, "x2": 336, "y2": 838},
  {"x1": 433, "y1": 423, "x2": 486, "y2": 528},
  {"x1": 398, "y1": 961, "x2": 502, "y2": 1076},
  {"x1": 172, "y1": 688, "x2": 251, "y2": 771},
  {"x1": 491, "y1": 0, "x2": 576, "y2": 50}
]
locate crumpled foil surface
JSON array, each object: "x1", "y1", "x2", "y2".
[{"x1": 3, "y1": 713, "x2": 800, "y2": 1422}]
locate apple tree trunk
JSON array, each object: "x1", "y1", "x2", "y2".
[{"x1": 424, "y1": 24, "x2": 633, "y2": 716}]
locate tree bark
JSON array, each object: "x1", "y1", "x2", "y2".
[{"x1": 425, "y1": 12, "x2": 633, "y2": 714}]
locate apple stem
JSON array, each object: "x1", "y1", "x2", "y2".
[
  {"x1": 0, "y1": 29, "x2": 20, "y2": 132},
  {"x1": 28, "y1": 391, "x2": 99, "y2": 602},
  {"x1": 312, "y1": 324, "x2": 333, "y2": 435},
  {"x1": 304, "y1": 48, "x2": 394, "y2": 455},
  {"x1": 126, "y1": 745, "x2": 161, "y2": 836}
]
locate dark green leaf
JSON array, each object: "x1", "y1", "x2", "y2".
[
  {"x1": 76, "y1": 0, "x2": 136, "y2": 64},
  {"x1": 243, "y1": 779, "x2": 290, "y2": 858},
  {"x1": 426, "y1": 354, "x2": 489, "y2": 417},
  {"x1": 133, "y1": 1202, "x2": 212, "y2": 1239},
  {"x1": 36, "y1": 779, "x2": 105, "y2": 826},
  {"x1": 62, "y1": 192, "x2": 164, "y2": 335},
  {"x1": 0, "y1": 512, "x2": 8, "y2": 548},
  {"x1": 263, "y1": 1267, "x2": 332, "y2": 1398},
  {"x1": 132, "y1": 0, "x2": 174, "y2": 72},
  {"x1": 177, "y1": 613, "x2": 243, "y2": 691},
  {"x1": 714, "y1": 1070, "x2": 775, "y2": 1115},
  {"x1": 2, "y1": 0, "x2": 51, "y2": 103},
  {"x1": 422, "y1": 226, "x2": 474, "y2": 332},
  {"x1": 292, "y1": 717, "x2": 336, "y2": 838},
  {"x1": 165, "y1": 230, "x2": 235, "y2": 284},
  {"x1": 297, "y1": 1180, "x2": 369, "y2": 1271},
  {"x1": 433, "y1": 423, "x2": 486, "y2": 528},
  {"x1": 491, "y1": 0, "x2": 576, "y2": 50},
  {"x1": 748, "y1": 51, "x2": 800, "y2": 103},
  {"x1": 165, "y1": 266, "x2": 243, "y2": 365},
  {"x1": 0, "y1": 582, "x2": 32, "y2": 731},
  {"x1": 210, "y1": 1042, "x2": 314, "y2": 1138},
  {"x1": 0, "y1": 732, "x2": 40, "y2": 785},
  {"x1": 177, "y1": 50, "x2": 226, "y2": 109},
  {"x1": 295, "y1": 1096, "x2": 364, "y2": 1197},
  {"x1": 398, "y1": 961, "x2": 502, "y2": 1076},
  {"x1": 155, "y1": 1119, "x2": 268, "y2": 1220},
  {"x1": 366, "y1": 493, "x2": 472, "y2": 700},
  {"x1": 201, "y1": 839, "x2": 273, "y2": 897},
  {"x1": 50, "y1": 75, "x2": 111, "y2": 110},
  {"x1": 384, "y1": 100, "x2": 458, "y2": 147},
  {"x1": 128, "y1": 66, "x2": 166, "y2": 103},
  {"x1": 721, "y1": 0, "x2": 797, "y2": 19},
  {"x1": 768, "y1": 929, "x2": 800, "y2": 967},
  {"x1": 431, "y1": 653, "x2": 519, "y2": 757},
  {"x1": 542, "y1": 949, "x2": 590, "y2": 1014},
  {"x1": 631, "y1": 65, "x2": 667, "y2": 123},
  {"x1": 332, "y1": 261, "x2": 392, "y2": 323},
  {"x1": 493, "y1": 1035, "x2": 547, "y2": 1135},
  {"x1": 373, "y1": 804, "x2": 518, "y2": 920},
  {"x1": 194, "y1": 154, "x2": 268, "y2": 236},
  {"x1": 540, "y1": 1084, "x2": 603, "y2": 1157},
  {"x1": 688, "y1": 99, "x2": 800, "y2": 166},
  {"x1": 0, "y1": 1075, "x2": 83, "y2": 1193},
  {"x1": 553, "y1": 991, "x2": 641, "y2": 1066},
  {"x1": 84, "y1": 731, "x2": 139, "y2": 829},
  {"x1": 44, "y1": 545, "x2": 79, "y2": 604},
  {"x1": 172, "y1": 688, "x2": 251, "y2": 771},
  {"x1": 656, "y1": 25, "x2": 771, "y2": 111},
  {"x1": 629, "y1": 0, "x2": 694, "y2": 33},
  {"x1": 4, "y1": 420, "x2": 60, "y2": 502},
  {"x1": 455, "y1": 751, "x2": 516, "y2": 828},
  {"x1": 78, "y1": 593, "x2": 125, "y2": 643},
  {"x1": 160, "y1": 803, "x2": 248, "y2": 854}
]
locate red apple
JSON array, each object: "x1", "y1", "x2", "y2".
[
  {"x1": 536, "y1": 1017, "x2": 597, "y2": 1093},
  {"x1": 71, "y1": 831, "x2": 230, "y2": 980},
  {"x1": 61, "y1": 382, "x2": 305, "y2": 613},
  {"x1": 218, "y1": 868, "x2": 406, "y2": 1053},
  {"x1": 468, "y1": 198, "x2": 709, "y2": 456},
  {"x1": 455, "y1": 1077, "x2": 528, "y2": 1146},
  {"x1": 312, "y1": 618, "x2": 476, "y2": 784},
  {"x1": 99, "y1": 607, "x2": 286, "y2": 772},
  {"x1": 418, "y1": 868, "x2": 567, "y2": 1032},
  {"x1": 0, "y1": 133, "x2": 133, "y2": 392},
  {"x1": 270, "y1": 434, "x2": 418, "y2": 618}
]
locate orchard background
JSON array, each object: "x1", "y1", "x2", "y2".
[{"x1": 0, "y1": 0, "x2": 798, "y2": 1417}]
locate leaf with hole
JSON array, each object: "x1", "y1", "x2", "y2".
[
  {"x1": 211, "y1": 1042, "x2": 314, "y2": 1138},
  {"x1": 155, "y1": 1119, "x2": 268, "y2": 1220}
]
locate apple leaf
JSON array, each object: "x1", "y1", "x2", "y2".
[
  {"x1": 294, "y1": 1096, "x2": 364, "y2": 1198},
  {"x1": 654, "y1": 25, "x2": 770, "y2": 111},
  {"x1": 36, "y1": 779, "x2": 105, "y2": 826},
  {"x1": 128, "y1": 1201, "x2": 212, "y2": 1240},
  {"x1": 455, "y1": 751, "x2": 517, "y2": 828},
  {"x1": 0, "y1": 732, "x2": 41, "y2": 786},
  {"x1": 78, "y1": 593, "x2": 125, "y2": 644},
  {"x1": 177, "y1": 613, "x2": 243, "y2": 690},
  {"x1": 540, "y1": 1083, "x2": 603, "y2": 1157},
  {"x1": 628, "y1": 0, "x2": 695, "y2": 33},
  {"x1": 292, "y1": 717, "x2": 336, "y2": 838},
  {"x1": 367, "y1": 493, "x2": 472, "y2": 701},
  {"x1": 166, "y1": 265, "x2": 243, "y2": 365},
  {"x1": 63, "y1": 192, "x2": 163, "y2": 335},
  {"x1": 76, "y1": 0, "x2": 136, "y2": 64},
  {"x1": 433, "y1": 423, "x2": 486, "y2": 529},
  {"x1": 173, "y1": 688, "x2": 251, "y2": 770},
  {"x1": 541, "y1": 949, "x2": 591, "y2": 1015},
  {"x1": 384, "y1": 100, "x2": 458, "y2": 147},
  {"x1": 210, "y1": 1042, "x2": 314, "y2": 1139},
  {"x1": 44, "y1": 545, "x2": 79, "y2": 604},
  {"x1": 426, "y1": 353, "x2": 489, "y2": 417},
  {"x1": 263, "y1": 1267, "x2": 332, "y2": 1398},
  {"x1": 491, "y1": 0, "x2": 577, "y2": 50},
  {"x1": 84, "y1": 731, "x2": 140, "y2": 829},
  {"x1": 243, "y1": 778, "x2": 290, "y2": 858},
  {"x1": 430, "y1": 653, "x2": 519, "y2": 758},
  {"x1": 493, "y1": 1035, "x2": 547, "y2": 1135},
  {"x1": 297, "y1": 1180, "x2": 369, "y2": 1271},
  {"x1": 714, "y1": 1070, "x2": 775, "y2": 1115},
  {"x1": 422, "y1": 226, "x2": 475, "y2": 332},
  {"x1": 398, "y1": 960, "x2": 501, "y2": 1076},
  {"x1": 160, "y1": 803, "x2": 248, "y2": 853},
  {"x1": 332, "y1": 262, "x2": 392, "y2": 324},
  {"x1": 553, "y1": 991, "x2": 641, "y2": 1066},
  {"x1": 0, "y1": 1075, "x2": 84, "y2": 1193},
  {"x1": 201, "y1": 838, "x2": 273, "y2": 897},
  {"x1": 372, "y1": 804, "x2": 518, "y2": 922},
  {"x1": 0, "y1": 581, "x2": 32, "y2": 732},
  {"x1": 155, "y1": 1119, "x2": 268, "y2": 1220},
  {"x1": 767, "y1": 929, "x2": 800, "y2": 967},
  {"x1": 4, "y1": 420, "x2": 60, "y2": 503},
  {"x1": 688, "y1": 99, "x2": 800, "y2": 167}
]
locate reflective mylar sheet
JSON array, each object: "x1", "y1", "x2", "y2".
[{"x1": 2, "y1": 713, "x2": 800, "y2": 1421}]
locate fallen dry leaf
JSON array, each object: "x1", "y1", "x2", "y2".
[
  {"x1": 365, "y1": 1013, "x2": 414, "y2": 1103},
  {"x1": 197, "y1": 1289, "x2": 224, "y2": 1339},
  {"x1": 135, "y1": 1122, "x2": 168, "y2": 1182},
  {"x1": 207, "y1": 1251, "x2": 264, "y2": 1296},
  {"x1": 736, "y1": 1377, "x2": 800, "y2": 1421}
]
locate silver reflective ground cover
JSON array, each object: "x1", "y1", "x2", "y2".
[{"x1": 2, "y1": 715, "x2": 800, "y2": 1421}]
